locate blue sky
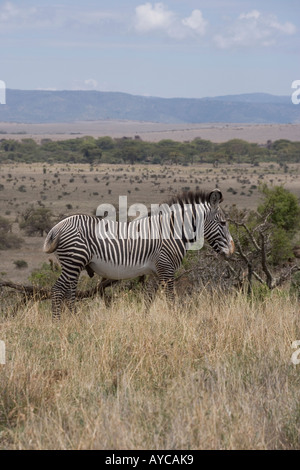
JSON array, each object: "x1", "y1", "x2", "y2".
[{"x1": 0, "y1": 0, "x2": 299, "y2": 98}]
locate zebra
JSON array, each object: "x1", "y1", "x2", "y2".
[{"x1": 43, "y1": 189, "x2": 234, "y2": 320}]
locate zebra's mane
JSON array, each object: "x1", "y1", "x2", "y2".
[
  {"x1": 143, "y1": 189, "x2": 215, "y2": 219},
  {"x1": 167, "y1": 190, "x2": 212, "y2": 207}
]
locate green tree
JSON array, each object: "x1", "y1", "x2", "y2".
[
  {"x1": 0, "y1": 216, "x2": 23, "y2": 249},
  {"x1": 258, "y1": 185, "x2": 300, "y2": 234},
  {"x1": 255, "y1": 185, "x2": 300, "y2": 265},
  {"x1": 20, "y1": 207, "x2": 53, "y2": 237},
  {"x1": 269, "y1": 227, "x2": 294, "y2": 265},
  {"x1": 192, "y1": 138, "x2": 213, "y2": 153},
  {"x1": 80, "y1": 140, "x2": 102, "y2": 163},
  {"x1": 96, "y1": 136, "x2": 115, "y2": 150}
]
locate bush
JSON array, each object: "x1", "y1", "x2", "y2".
[
  {"x1": 257, "y1": 185, "x2": 300, "y2": 265},
  {"x1": 0, "y1": 216, "x2": 23, "y2": 250},
  {"x1": 258, "y1": 185, "x2": 300, "y2": 234},
  {"x1": 13, "y1": 260, "x2": 28, "y2": 269},
  {"x1": 269, "y1": 228, "x2": 294, "y2": 265},
  {"x1": 290, "y1": 271, "x2": 300, "y2": 299},
  {"x1": 20, "y1": 207, "x2": 53, "y2": 237},
  {"x1": 29, "y1": 262, "x2": 61, "y2": 288}
]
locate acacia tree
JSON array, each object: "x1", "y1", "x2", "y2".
[
  {"x1": 227, "y1": 186, "x2": 300, "y2": 292},
  {"x1": 0, "y1": 216, "x2": 23, "y2": 249},
  {"x1": 258, "y1": 184, "x2": 300, "y2": 234},
  {"x1": 20, "y1": 207, "x2": 53, "y2": 237}
]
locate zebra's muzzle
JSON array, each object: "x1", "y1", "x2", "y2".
[{"x1": 222, "y1": 239, "x2": 235, "y2": 258}]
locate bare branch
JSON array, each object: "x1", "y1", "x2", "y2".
[
  {"x1": 260, "y1": 232, "x2": 274, "y2": 289},
  {"x1": 228, "y1": 218, "x2": 261, "y2": 251},
  {"x1": 273, "y1": 265, "x2": 300, "y2": 289},
  {"x1": 0, "y1": 278, "x2": 121, "y2": 302}
]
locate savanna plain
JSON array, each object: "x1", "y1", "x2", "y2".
[{"x1": 0, "y1": 126, "x2": 300, "y2": 449}]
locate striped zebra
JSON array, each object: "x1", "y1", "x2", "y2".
[{"x1": 44, "y1": 189, "x2": 234, "y2": 320}]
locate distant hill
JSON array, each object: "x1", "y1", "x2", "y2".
[{"x1": 0, "y1": 89, "x2": 298, "y2": 124}]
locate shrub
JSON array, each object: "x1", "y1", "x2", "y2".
[
  {"x1": 258, "y1": 185, "x2": 300, "y2": 234},
  {"x1": 29, "y1": 262, "x2": 61, "y2": 288},
  {"x1": 0, "y1": 216, "x2": 23, "y2": 250},
  {"x1": 13, "y1": 260, "x2": 28, "y2": 269},
  {"x1": 20, "y1": 207, "x2": 53, "y2": 237},
  {"x1": 290, "y1": 271, "x2": 300, "y2": 299}
]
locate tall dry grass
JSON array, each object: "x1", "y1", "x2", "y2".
[{"x1": 0, "y1": 289, "x2": 299, "y2": 449}]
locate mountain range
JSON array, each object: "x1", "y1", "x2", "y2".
[{"x1": 0, "y1": 89, "x2": 298, "y2": 124}]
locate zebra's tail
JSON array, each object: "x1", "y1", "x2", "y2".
[{"x1": 43, "y1": 222, "x2": 62, "y2": 253}]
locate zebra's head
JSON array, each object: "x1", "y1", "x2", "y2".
[{"x1": 204, "y1": 189, "x2": 235, "y2": 257}]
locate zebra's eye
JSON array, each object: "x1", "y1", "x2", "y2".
[{"x1": 220, "y1": 220, "x2": 226, "y2": 226}]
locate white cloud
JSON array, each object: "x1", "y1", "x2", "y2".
[
  {"x1": 182, "y1": 10, "x2": 207, "y2": 36},
  {"x1": 238, "y1": 10, "x2": 260, "y2": 21},
  {"x1": 71, "y1": 79, "x2": 99, "y2": 91},
  {"x1": 266, "y1": 16, "x2": 296, "y2": 35},
  {"x1": 134, "y1": 3, "x2": 208, "y2": 39},
  {"x1": 134, "y1": 3, "x2": 174, "y2": 33},
  {"x1": 0, "y1": 2, "x2": 19, "y2": 21},
  {"x1": 0, "y1": 1, "x2": 38, "y2": 28},
  {"x1": 84, "y1": 79, "x2": 98, "y2": 89},
  {"x1": 215, "y1": 10, "x2": 296, "y2": 49},
  {"x1": 37, "y1": 87, "x2": 58, "y2": 91}
]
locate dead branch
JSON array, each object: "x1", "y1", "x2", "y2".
[
  {"x1": 0, "y1": 280, "x2": 50, "y2": 298},
  {"x1": 260, "y1": 232, "x2": 274, "y2": 289},
  {"x1": 227, "y1": 210, "x2": 298, "y2": 292},
  {"x1": 273, "y1": 264, "x2": 300, "y2": 289},
  {"x1": 228, "y1": 218, "x2": 261, "y2": 251},
  {"x1": 0, "y1": 278, "x2": 121, "y2": 302}
]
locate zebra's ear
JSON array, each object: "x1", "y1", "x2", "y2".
[{"x1": 209, "y1": 189, "x2": 223, "y2": 208}]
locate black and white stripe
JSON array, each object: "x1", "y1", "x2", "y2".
[{"x1": 44, "y1": 189, "x2": 234, "y2": 320}]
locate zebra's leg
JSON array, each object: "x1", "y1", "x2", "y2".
[
  {"x1": 143, "y1": 274, "x2": 159, "y2": 307},
  {"x1": 156, "y1": 267, "x2": 176, "y2": 302},
  {"x1": 159, "y1": 276, "x2": 175, "y2": 302},
  {"x1": 51, "y1": 270, "x2": 80, "y2": 321},
  {"x1": 64, "y1": 278, "x2": 79, "y2": 314}
]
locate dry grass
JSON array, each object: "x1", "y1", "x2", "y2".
[
  {"x1": 1, "y1": 289, "x2": 300, "y2": 450},
  {"x1": 1, "y1": 162, "x2": 300, "y2": 282}
]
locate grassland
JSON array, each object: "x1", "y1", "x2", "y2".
[
  {"x1": 1, "y1": 161, "x2": 299, "y2": 283},
  {"x1": 0, "y1": 289, "x2": 300, "y2": 450},
  {"x1": 1, "y1": 156, "x2": 300, "y2": 450}
]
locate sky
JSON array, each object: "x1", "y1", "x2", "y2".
[{"x1": 0, "y1": 0, "x2": 299, "y2": 98}]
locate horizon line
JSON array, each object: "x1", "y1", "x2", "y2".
[{"x1": 4, "y1": 88, "x2": 290, "y2": 100}]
